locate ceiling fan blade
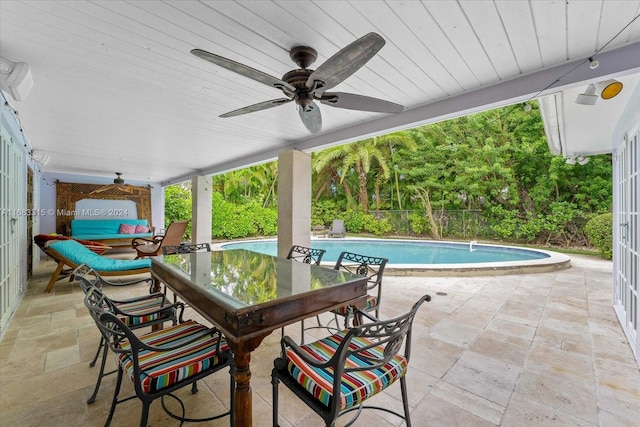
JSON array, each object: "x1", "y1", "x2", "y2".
[
  {"x1": 191, "y1": 49, "x2": 296, "y2": 93},
  {"x1": 298, "y1": 101, "x2": 322, "y2": 133},
  {"x1": 319, "y1": 92, "x2": 404, "y2": 113},
  {"x1": 306, "y1": 33, "x2": 385, "y2": 94},
  {"x1": 220, "y1": 98, "x2": 292, "y2": 118}
]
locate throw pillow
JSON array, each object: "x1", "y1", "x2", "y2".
[
  {"x1": 119, "y1": 223, "x2": 136, "y2": 234},
  {"x1": 134, "y1": 224, "x2": 150, "y2": 233}
]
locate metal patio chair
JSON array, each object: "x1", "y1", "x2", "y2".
[
  {"x1": 84, "y1": 286, "x2": 235, "y2": 426},
  {"x1": 73, "y1": 264, "x2": 184, "y2": 404},
  {"x1": 272, "y1": 294, "x2": 431, "y2": 426}
]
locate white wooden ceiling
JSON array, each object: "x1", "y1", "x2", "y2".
[{"x1": 1, "y1": 1, "x2": 639, "y2": 185}]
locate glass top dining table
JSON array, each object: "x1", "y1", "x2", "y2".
[{"x1": 150, "y1": 249, "x2": 369, "y2": 427}]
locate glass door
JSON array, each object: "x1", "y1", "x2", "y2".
[
  {"x1": 614, "y1": 130, "x2": 639, "y2": 364},
  {"x1": 0, "y1": 125, "x2": 26, "y2": 333}
]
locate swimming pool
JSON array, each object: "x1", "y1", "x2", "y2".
[{"x1": 220, "y1": 238, "x2": 571, "y2": 276}]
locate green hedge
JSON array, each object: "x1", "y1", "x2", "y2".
[{"x1": 584, "y1": 213, "x2": 613, "y2": 260}]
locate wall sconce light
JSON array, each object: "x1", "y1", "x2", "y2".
[
  {"x1": 0, "y1": 57, "x2": 33, "y2": 102},
  {"x1": 575, "y1": 84, "x2": 598, "y2": 105},
  {"x1": 576, "y1": 155, "x2": 589, "y2": 165},
  {"x1": 575, "y1": 79, "x2": 624, "y2": 105},
  {"x1": 31, "y1": 150, "x2": 50, "y2": 167},
  {"x1": 596, "y1": 79, "x2": 623, "y2": 100},
  {"x1": 566, "y1": 155, "x2": 589, "y2": 165}
]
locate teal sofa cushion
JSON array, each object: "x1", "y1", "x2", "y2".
[
  {"x1": 71, "y1": 219, "x2": 153, "y2": 240},
  {"x1": 48, "y1": 239, "x2": 151, "y2": 271}
]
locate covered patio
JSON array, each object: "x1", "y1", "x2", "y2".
[
  {"x1": 1, "y1": 1, "x2": 640, "y2": 425},
  {"x1": 1, "y1": 252, "x2": 638, "y2": 426}
]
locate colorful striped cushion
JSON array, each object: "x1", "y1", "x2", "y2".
[
  {"x1": 285, "y1": 330, "x2": 407, "y2": 410},
  {"x1": 117, "y1": 320, "x2": 229, "y2": 393},
  {"x1": 114, "y1": 297, "x2": 170, "y2": 326},
  {"x1": 332, "y1": 295, "x2": 378, "y2": 315}
]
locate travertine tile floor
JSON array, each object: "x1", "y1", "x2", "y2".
[{"x1": 1, "y1": 252, "x2": 638, "y2": 426}]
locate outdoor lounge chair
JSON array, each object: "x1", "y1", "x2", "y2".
[
  {"x1": 131, "y1": 220, "x2": 189, "y2": 259},
  {"x1": 42, "y1": 239, "x2": 151, "y2": 293},
  {"x1": 327, "y1": 219, "x2": 346, "y2": 238}
]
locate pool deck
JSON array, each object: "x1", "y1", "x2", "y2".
[{"x1": 1, "y1": 251, "x2": 638, "y2": 426}]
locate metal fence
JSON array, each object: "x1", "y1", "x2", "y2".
[{"x1": 369, "y1": 209, "x2": 487, "y2": 238}]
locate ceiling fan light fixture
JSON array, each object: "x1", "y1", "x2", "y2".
[
  {"x1": 190, "y1": 32, "x2": 404, "y2": 134},
  {"x1": 597, "y1": 79, "x2": 623, "y2": 100}
]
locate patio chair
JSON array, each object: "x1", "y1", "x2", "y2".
[
  {"x1": 286, "y1": 244, "x2": 326, "y2": 265},
  {"x1": 283, "y1": 245, "x2": 327, "y2": 340},
  {"x1": 73, "y1": 264, "x2": 184, "y2": 404},
  {"x1": 301, "y1": 251, "x2": 388, "y2": 342},
  {"x1": 41, "y1": 239, "x2": 152, "y2": 293},
  {"x1": 327, "y1": 219, "x2": 346, "y2": 238},
  {"x1": 331, "y1": 251, "x2": 388, "y2": 328},
  {"x1": 84, "y1": 286, "x2": 235, "y2": 427},
  {"x1": 272, "y1": 294, "x2": 431, "y2": 427},
  {"x1": 162, "y1": 242, "x2": 211, "y2": 255},
  {"x1": 132, "y1": 219, "x2": 189, "y2": 259},
  {"x1": 161, "y1": 242, "x2": 211, "y2": 300}
]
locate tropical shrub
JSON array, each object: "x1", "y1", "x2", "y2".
[
  {"x1": 584, "y1": 213, "x2": 613, "y2": 259},
  {"x1": 211, "y1": 193, "x2": 277, "y2": 239},
  {"x1": 311, "y1": 200, "x2": 339, "y2": 226},
  {"x1": 164, "y1": 184, "x2": 192, "y2": 239}
]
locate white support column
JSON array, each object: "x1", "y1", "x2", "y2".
[
  {"x1": 277, "y1": 150, "x2": 311, "y2": 258},
  {"x1": 191, "y1": 175, "x2": 212, "y2": 245}
]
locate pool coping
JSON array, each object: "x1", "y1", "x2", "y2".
[{"x1": 214, "y1": 237, "x2": 572, "y2": 276}]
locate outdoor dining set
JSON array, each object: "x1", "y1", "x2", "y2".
[{"x1": 44, "y1": 222, "x2": 430, "y2": 427}]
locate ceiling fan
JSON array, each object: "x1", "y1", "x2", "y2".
[
  {"x1": 89, "y1": 173, "x2": 133, "y2": 195},
  {"x1": 191, "y1": 32, "x2": 404, "y2": 134}
]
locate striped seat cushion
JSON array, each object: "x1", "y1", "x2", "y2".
[
  {"x1": 332, "y1": 295, "x2": 378, "y2": 315},
  {"x1": 114, "y1": 296, "x2": 171, "y2": 326},
  {"x1": 117, "y1": 320, "x2": 229, "y2": 393},
  {"x1": 285, "y1": 330, "x2": 407, "y2": 410}
]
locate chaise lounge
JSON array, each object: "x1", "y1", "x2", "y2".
[{"x1": 41, "y1": 239, "x2": 152, "y2": 293}]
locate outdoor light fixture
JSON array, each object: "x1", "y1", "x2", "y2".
[
  {"x1": 575, "y1": 84, "x2": 598, "y2": 105},
  {"x1": 588, "y1": 57, "x2": 599, "y2": 70},
  {"x1": 576, "y1": 155, "x2": 589, "y2": 165},
  {"x1": 31, "y1": 150, "x2": 50, "y2": 167},
  {"x1": 575, "y1": 79, "x2": 624, "y2": 105},
  {"x1": 0, "y1": 57, "x2": 33, "y2": 101},
  {"x1": 596, "y1": 79, "x2": 623, "y2": 100},
  {"x1": 566, "y1": 155, "x2": 589, "y2": 165}
]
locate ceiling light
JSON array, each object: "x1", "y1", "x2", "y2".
[
  {"x1": 588, "y1": 57, "x2": 599, "y2": 70},
  {"x1": 597, "y1": 79, "x2": 623, "y2": 100},
  {"x1": 575, "y1": 84, "x2": 598, "y2": 105}
]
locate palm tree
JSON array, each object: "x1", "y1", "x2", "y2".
[{"x1": 314, "y1": 131, "x2": 417, "y2": 212}]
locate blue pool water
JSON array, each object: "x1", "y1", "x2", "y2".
[{"x1": 221, "y1": 239, "x2": 550, "y2": 265}]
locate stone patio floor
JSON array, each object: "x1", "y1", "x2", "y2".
[{"x1": 1, "y1": 252, "x2": 638, "y2": 426}]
